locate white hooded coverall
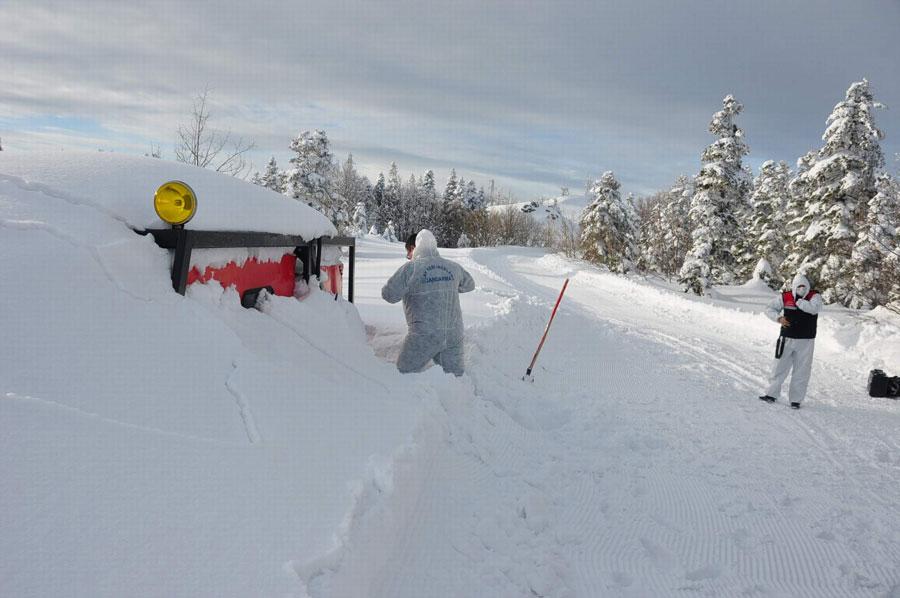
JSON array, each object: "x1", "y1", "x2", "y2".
[
  {"x1": 764, "y1": 273, "x2": 823, "y2": 404},
  {"x1": 381, "y1": 229, "x2": 475, "y2": 376}
]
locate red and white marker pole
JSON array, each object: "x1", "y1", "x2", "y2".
[{"x1": 523, "y1": 278, "x2": 569, "y2": 382}]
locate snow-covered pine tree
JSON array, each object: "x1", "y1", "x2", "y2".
[
  {"x1": 660, "y1": 176, "x2": 693, "y2": 277},
  {"x1": 463, "y1": 180, "x2": 480, "y2": 211},
  {"x1": 400, "y1": 173, "x2": 426, "y2": 240},
  {"x1": 286, "y1": 130, "x2": 346, "y2": 226},
  {"x1": 780, "y1": 150, "x2": 817, "y2": 279},
  {"x1": 455, "y1": 176, "x2": 467, "y2": 204},
  {"x1": 476, "y1": 187, "x2": 487, "y2": 211},
  {"x1": 579, "y1": 171, "x2": 637, "y2": 273},
  {"x1": 679, "y1": 95, "x2": 751, "y2": 294},
  {"x1": 436, "y1": 170, "x2": 461, "y2": 246},
  {"x1": 421, "y1": 169, "x2": 438, "y2": 231},
  {"x1": 337, "y1": 154, "x2": 369, "y2": 214},
  {"x1": 732, "y1": 164, "x2": 758, "y2": 281},
  {"x1": 786, "y1": 80, "x2": 886, "y2": 304},
  {"x1": 350, "y1": 201, "x2": 368, "y2": 237},
  {"x1": 382, "y1": 220, "x2": 398, "y2": 242},
  {"x1": 457, "y1": 232, "x2": 470, "y2": 248},
  {"x1": 253, "y1": 156, "x2": 285, "y2": 193},
  {"x1": 636, "y1": 192, "x2": 667, "y2": 274},
  {"x1": 442, "y1": 195, "x2": 467, "y2": 248},
  {"x1": 371, "y1": 173, "x2": 387, "y2": 230},
  {"x1": 382, "y1": 162, "x2": 403, "y2": 234},
  {"x1": 847, "y1": 174, "x2": 899, "y2": 308},
  {"x1": 747, "y1": 160, "x2": 791, "y2": 288},
  {"x1": 443, "y1": 169, "x2": 458, "y2": 203},
  {"x1": 422, "y1": 169, "x2": 437, "y2": 201}
]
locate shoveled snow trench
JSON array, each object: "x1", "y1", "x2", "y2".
[{"x1": 304, "y1": 246, "x2": 900, "y2": 598}]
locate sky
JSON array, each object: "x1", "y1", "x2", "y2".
[{"x1": 1, "y1": 0, "x2": 898, "y2": 199}]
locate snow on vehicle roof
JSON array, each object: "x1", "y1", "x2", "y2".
[{"x1": 0, "y1": 150, "x2": 335, "y2": 239}]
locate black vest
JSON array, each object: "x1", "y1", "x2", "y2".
[{"x1": 781, "y1": 290, "x2": 818, "y2": 339}]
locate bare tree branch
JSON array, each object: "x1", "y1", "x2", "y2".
[{"x1": 175, "y1": 89, "x2": 255, "y2": 178}]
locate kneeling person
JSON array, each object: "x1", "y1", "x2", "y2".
[{"x1": 382, "y1": 229, "x2": 475, "y2": 376}]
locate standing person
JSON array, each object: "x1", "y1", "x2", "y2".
[
  {"x1": 382, "y1": 229, "x2": 475, "y2": 376},
  {"x1": 759, "y1": 273, "x2": 823, "y2": 409}
]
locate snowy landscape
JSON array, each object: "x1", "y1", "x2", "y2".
[
  {"x1": 2, "y1": 152, "x2": 899, "y2": 597},
  {"x1": 3, "y1": 2, "x2": 900, "y2": 596}
]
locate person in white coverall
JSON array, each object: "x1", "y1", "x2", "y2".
[
  {"x1": 759, "y1": 273, "x2": 823, "y2": 409},
  {"x1": 382, "y1": 229, "x2": 475, "y2": 376}
]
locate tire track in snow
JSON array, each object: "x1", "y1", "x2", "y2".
[{"x1": 463, "y1": 249, "x2": 900, "y2": 597}]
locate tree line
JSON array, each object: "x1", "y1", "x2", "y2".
[
  {"x1": 176, "y1": 80, "x2": 896, "y2": 310},
  {"x1": 578, "y1": 80, "x2": 899, "y2": 310}
]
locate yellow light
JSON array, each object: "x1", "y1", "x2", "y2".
[{"x1": 154, "y1": 180, "x2": 197, "y2": 225}]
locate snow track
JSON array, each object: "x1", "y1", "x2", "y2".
[{"x1": 322, "y1": 245, "x2": 900, "y2": 597}]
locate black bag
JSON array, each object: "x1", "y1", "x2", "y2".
[
  {"x1": 775, "y1": 335, "x2": 786, "y2": 359},
  {"x1": 868, "y1": 369, "x2": 900, "y2": 398}
]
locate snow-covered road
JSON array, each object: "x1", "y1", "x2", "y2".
[
  {"x1": 315, "y1": 240, "x2": 900, "y2": 597},
  {"x1": 5, "y1": 155, "x2": 898, "y2": 597}
]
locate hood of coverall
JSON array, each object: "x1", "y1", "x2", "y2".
[
  {"x1": 791, "y1": 273, "x2": 811, "y2": 297},
  {"x1": 413, "y1": 229, "x2": 440, "y2": 259}
]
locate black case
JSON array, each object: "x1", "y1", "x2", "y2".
[{"x1": 868, "y1": 369, "x2": 900, "y2": 398}]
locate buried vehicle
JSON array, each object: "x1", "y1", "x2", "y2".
[{"x1": 144, "y1": 179, "x2": 356, "y2": 305}]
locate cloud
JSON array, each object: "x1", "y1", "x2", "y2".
[{"x1": 1, "y1": 0, "x2": 898, "y2": 197}]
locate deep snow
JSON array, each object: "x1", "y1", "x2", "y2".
[{"x1": 2, "y1": 153, "x2": 900, "y2": 597}]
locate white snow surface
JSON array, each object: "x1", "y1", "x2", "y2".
[
  {"x1": 0, "y1": 150, "x2": 335, "y2": 237},
  {"x1": 3, "y1": 154, "x2": 900, "y2": 597}
]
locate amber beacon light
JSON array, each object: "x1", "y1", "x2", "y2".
[{"x1": 154, "y1": 180, "x2": 197, "y2": 226}]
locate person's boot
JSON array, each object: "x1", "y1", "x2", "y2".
[
  {"x1": 790, "y1": 402, "x2": 801, "y2": 409},
  {"x1": 758, "y1": 395, "x2": 776, "y2": 403}
]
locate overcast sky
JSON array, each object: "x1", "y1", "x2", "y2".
[{"x1": 1, "y1": 0, "x2": 898, "y2": 198}]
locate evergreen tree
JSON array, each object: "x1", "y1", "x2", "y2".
[
  {"x1": 636, "y1": 192, "x2": 667, "y2": 273},
  {"x1": 436, "y1": 169, "x2": 461, "y2": 246},
  {"x1": 383, "y1": 162, "x2": 403, "y2": 232},
  {"x1": 679, "y1": 95, "x2": 751, "y2": 294},
  {"x1": 382, "y1": 220, "x2": 398, "y2": 242},
  {"x1": 464, "y1": 180, "x2": 482, "y2": 210},
  {"x1": 337, "y1": 153, "x2": 369, "y2": 213},
  {"x1": 252, "y1": 156, "x2": 285, "y2": 193},
  {"x1": 286, "y1": 129, "x2": 346, "y2": 226},
  {"x1": 747, "y1": 160, "x2": 791, "y2": 288},
  {"x1": 786, "y1": 80, "x2": 886, "y2": 304},
  {"x1": 441, "y1": 195, "x2": 468, "y2": 248},
  {"x1": 848, "y1": 174, "x2": 899, "y2": 308},
  {"x1": 421, "y1": 169, "x2": 439, "y2": 231},
  {"x1": 660, "y1": 176, "x2": 693, "y2": 277},
  {"x1": 455, "y1": 177, "x2": 467, "y2": 204},
  {"x1": 350, "y1": 201, "x2": 368, "y2": 237},
  {"x1": 579, "y1": 171, "x2": 637, "y2": 273},
  {"x1": 732, "y1": 165, "x2": 758, "y2": 281},
  {"x1": 422, "y1": 169, "x2": 437, "y2": 202},
  {"x1": 372, "y1": 173, "x2": 386, "y2": 230},
  {"x1": 476, "y1": 187, "x2": 487, "y2": 211},
  {"x1": 443, "y1": 169, "x2": 459, "y2": 202},
  {"x1": 400, "y1": 173, "x2": 427, "y2": 240},
  {"x1": 781, "y1": 150, "x2": 818, "y2": 277}
]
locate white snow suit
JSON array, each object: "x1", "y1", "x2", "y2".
[
  {"x1": 763, "y1": 273, "x2": 823, "y2": 404},
  {"x1": 381, "y1": 229, "x2": 475, "y2": 376}
]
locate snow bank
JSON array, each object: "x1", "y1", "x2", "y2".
[
  {"x1": 0, "y1": 153, "x2": 419, "y2": 597},
  {"x1": 0, "y1": 150, "x2": 335, "y2": 237}
]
